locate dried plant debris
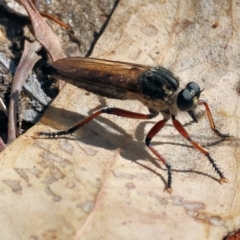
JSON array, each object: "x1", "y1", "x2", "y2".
[
  {"x1": 32, "y1": 0, "x2": 119, "y2": 56},
  {"x1": 23, "y1": 73, "x2": 52, "y2": 122},
  {"x1": 0, "y1": 0, "x2": 119, "y2": 56},
  {"x1": 0, "y1": 0, "x2": 28, "y2": 17},
  {"x1": 0, "y1": 0, "x2": 118, "y2": 144},
  {"x1": 0, "y1": 54, "x2": 13, "y2": 142},
  {"x1": 0, "y1": 53, "x2": 54, "y2": 142},
  {"x1": 0, "y1": 53, "x2": 14, "y2": 100}
]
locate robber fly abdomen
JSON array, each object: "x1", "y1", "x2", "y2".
[{"x1": 38, "y1": 57, "x2": 230, "y2": 193}]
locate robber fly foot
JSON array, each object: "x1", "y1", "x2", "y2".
[
  {"x1": 166, "y1": 188, "x2": 173, "y2": 194},
  {"x1": 220, "y1": 177, "x2": 229, "y2": 184},
  {"x1": 213, "y1": 129, "x2": 234, "y2": 140},
  {"x1": 32, "y1": 132, "x2": 45, "y2": 139}
]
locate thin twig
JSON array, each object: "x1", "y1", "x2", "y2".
[{"x1": 7, "y1": 40, "x2": 41, "y2": 144}]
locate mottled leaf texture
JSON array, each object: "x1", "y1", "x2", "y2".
[{"x1": 0, "y1": 1, "x2": 239, "y2": 239}]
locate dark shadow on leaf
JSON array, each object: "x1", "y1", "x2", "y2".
[{"x1": 36, "y1": 105, "x2": 234, "y2": 190}]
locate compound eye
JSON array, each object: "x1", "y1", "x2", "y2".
[
  {"x1": 186, "y1": 82, "x2": 201, "y2": 98},
  {"x1": 177, "y1": 82, "x2": 201, "y2": 111}
]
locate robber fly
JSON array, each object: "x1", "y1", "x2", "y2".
[{"x1": 37, "y1": 57, "x2": 230, "y2": 193}]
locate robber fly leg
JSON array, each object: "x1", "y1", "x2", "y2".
[
  {"x1": 198, "y1": 100, "x2": 231, "y2": 139},
  {"x1": 145, "y1": 119, "x2": 173, "y2": 193},
  {"x1": 36, "y1": 107, "x2": 157, "y2": 137},
  {"x1": 172, "y1": 115, "x2": 228, "y2": 184}
]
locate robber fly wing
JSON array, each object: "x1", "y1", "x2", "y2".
[{"x1": 51, "y1": 57, "x2": 150, "y2": 93}]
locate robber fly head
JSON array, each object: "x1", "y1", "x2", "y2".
[{"x1": 177, "y1": 82, "x2": 203, "y2": 111}]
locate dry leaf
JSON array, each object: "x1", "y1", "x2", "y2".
[{"x1": 0, "y1": 1, "x2": 239, "y2": 239}]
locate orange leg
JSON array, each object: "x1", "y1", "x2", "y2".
[
  {"x1": 172, "y1": 115, "x2": 228, "y2": 184},
  {"x1": 37, "y1": 107, "x2": 175, "y2": 192},
  {"x1": 198, "y1": 100, "x2": 229, "y2": 138},
  {"x1": 37, "y1": 105, "x2": 229, "y2": 193},
  {"x1": 145, "y1": 119, "x2": 172, "y2": 193},
  {"x1": 37, "y1": 107, "x2": 155, "y2": 137}
]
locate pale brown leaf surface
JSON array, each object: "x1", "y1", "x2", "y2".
[{"x1": 0, "y1": 1, "x2": 239, "y2": 239}]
